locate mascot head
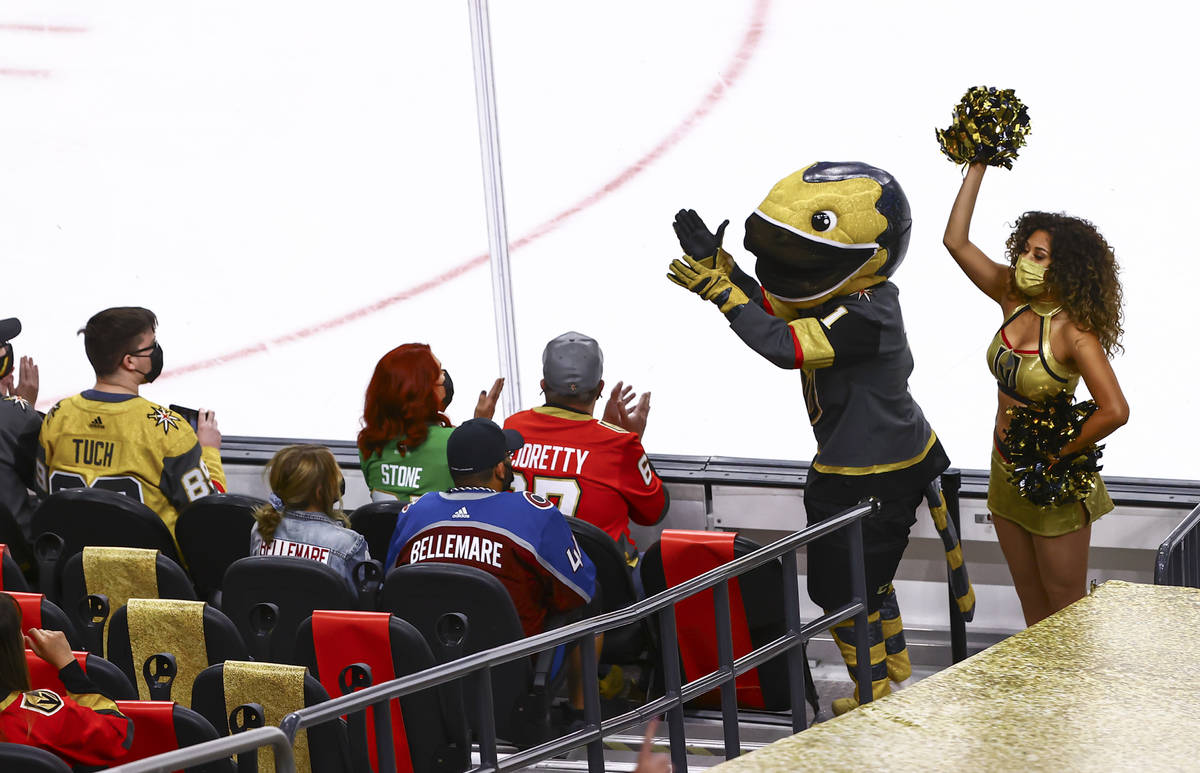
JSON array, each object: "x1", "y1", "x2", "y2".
[{"x1": 744, "y1": 161, "x2": 911, "y2": 307}]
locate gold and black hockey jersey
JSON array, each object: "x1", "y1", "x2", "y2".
[{"x1": 36, "y1": 391, "x2": 226, "y2": 535}]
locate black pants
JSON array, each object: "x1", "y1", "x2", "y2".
[{"x1": 805, "y1": 490, "x2": 922, "y2": 614}]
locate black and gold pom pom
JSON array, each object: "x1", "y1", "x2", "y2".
[
  {"x1": 936, "y1": 86, "x2": 1031, "y2": 169},
  {"x1": 1003, "y1": 392, "x2": 1103, "y2": 507}
]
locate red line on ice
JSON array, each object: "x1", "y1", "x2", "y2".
[
  {"x1": 0, "y1": 67, "x2": 50, "y2": 78},
  {"x1": 160, "y1": 0, "x2": 771, "y2": 381},
  {"x1": 0, "y1": 23, "x2": 88, "y2": 34}
]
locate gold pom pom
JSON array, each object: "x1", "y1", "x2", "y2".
[{"x1": 936, "y1": 86, "x2": 1031, "y2": 169}]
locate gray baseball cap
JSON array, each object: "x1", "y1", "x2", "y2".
[{"x1": 542, "y1": 331, "x2": 603, "y2": 395}]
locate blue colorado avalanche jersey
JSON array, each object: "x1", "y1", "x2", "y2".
[{"x1": 385, "y1": 489, "x2": 596, "y2": 636}]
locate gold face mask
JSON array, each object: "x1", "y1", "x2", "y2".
[{"x1": 1014, "y1": 256, "x2": 1048, "y2": 297}]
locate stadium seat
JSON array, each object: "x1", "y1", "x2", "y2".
[
  {"x1": 31, "y1": 488, "x2": 181, "y2": 602},
  {"x1": 641, "y1": 530, "x2": 811, "y2": 713},
  {"x1": 568, "y1": 518, "x2": 656, "y2": 668},
  {"x1": 220, "y1": 556, "x2": 358, "y2": 664},
  {"x1": 175, "y1": 493, "x2": 265, "y2": 607},
  {"x1": 295, "y1": 610, "x2": 470, "y2": 773},
  {"x1": 3, "y1": 590, "x2": 83, "y2": 649},
  {"x1": 0, "y1": 743, "x2": 71, "y2": 772},
  {"x1": 0, "y1": 542, "x2": 31, "y2": 591},
  {"x1": 59, "y1": 547, "x2": 197, "y2": 655},
  {"x1": 25, "y1": 648, "x2": 137, "y2": 700},
  {"x1": 109, "y1": 700, "x2": 232, "y2": 773},
  {"x1": 191, "y1": 660, "x2": 352, "y2": 772},
  {"x1": 0, "y1": 504, "x2": 35, "y2": 585},
  {"x1": 105, "y1": 599, "x2": 248, "y2": 704},
  {"x1": 348, "y1": 500, "x2": 406, "y2": 564},
  {"x1": 380, "y1": 562, "x2": 560, "y2": 749}
]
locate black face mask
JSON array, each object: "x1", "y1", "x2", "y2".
[
  {"x1": 502, "y1": 460, "x2": 515, "y2": 491},
  {"x1": 131, "y1": 342, "x2": 164, "y2": 384},
  {"x1": 440, "y1": 369, "x2": 455, "y2": 410},
  {"x1": 339, "y1": 477, "x2": 346, "y2": 497},
  {"x1": 0, "y1": 342, "x2": 13, "y2": 380}
]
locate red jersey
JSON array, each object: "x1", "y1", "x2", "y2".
[
  {"x1": 0, "y1": 662, "x2": 133, "y2": 767},
  {"x1": 504, "y1": 406, "x2": 666, "y2": 551}
]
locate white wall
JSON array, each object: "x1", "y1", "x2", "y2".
[{"x1": 2, "y1": 0, "x2": 1191, "y2": 479}]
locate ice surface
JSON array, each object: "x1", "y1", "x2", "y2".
[{"x1": 0, "y1": 0, "x2": 1188, "y2": 479}]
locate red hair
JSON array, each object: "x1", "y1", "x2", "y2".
[{"x1": 358, "y1": 343, "x2": 450, "y2": 459}]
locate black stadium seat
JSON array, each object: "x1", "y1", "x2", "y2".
[
  {"x1": 176, "y1": 493, "x2": 265, "y2": 606},
  {"x1": 192, "y1": 661, "x2": 352, "y2": 772},
  {"x1": 380, "y1": 562, "x2": 560, "y2": 749},
  {"x1": 0, "y1": 743, "x2": 71, "y2": 773},
  {"x1": 568, "y1": 518, "x2": 656, "y2": 667},
  {"x1": 31, "y1": 488, "x2": 181, "y2": 602},
  {"x1": 106, "y1": 599, "x2": 249, "y2": 704},
  {"x1": 0, "y1": 542, "x2": 32, "y2": 591},
  {"x1": 294, "y1": 610, "x2": 470, "y2": 773},
  {"x1": 59, "y1": 547, "x2": 197, "y2": 654},
  {"x1": 348, "y1": 500, "x2": 406, "y2": 564},
  {"x1": 220, "y1": 556, "x2": 358, "y2": 664}
]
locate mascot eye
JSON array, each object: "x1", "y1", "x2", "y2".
[{"x1": 811, "y1": 211, "x2": 837, "y2": 232}]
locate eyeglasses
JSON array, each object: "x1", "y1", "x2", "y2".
[{"x1": 127, "y1": 342, "x2": 158, "y2": 357}]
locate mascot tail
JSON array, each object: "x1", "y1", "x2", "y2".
[{"x1": 927, "y1": 478, "x2": 976, "y2": 621}]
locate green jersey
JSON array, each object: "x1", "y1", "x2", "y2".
[{"x1": 360, "y1": 425, "x2": 454, "y2": 502}]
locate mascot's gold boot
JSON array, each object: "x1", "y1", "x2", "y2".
[
  {"x1": 829, "y1": 611, "x2": 890, "y2": 715},
  {"x1": 879, "y1": 584, "x2": 912, "y2": 684}
]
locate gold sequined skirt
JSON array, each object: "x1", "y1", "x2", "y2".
[{"x1": 988, "y1": 442, "x2": 1113, "y2": 537}]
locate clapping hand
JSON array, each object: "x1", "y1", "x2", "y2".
[
  {"x1": 474, "y1": 378, "x2": 505, "y2": 420},
  {"x1": 602, "y1": 381, "x2": 651, "y2": 438},
  {"x1": 673, "y1": 209, "x2": 728, "y2": 265}
]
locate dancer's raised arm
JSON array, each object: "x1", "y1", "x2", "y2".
[{"x1": 943, "y1": 163, "x2": 1009, "y2": 303}]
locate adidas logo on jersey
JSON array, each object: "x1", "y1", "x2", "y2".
[
  {"x1": 89, "y1": 416, "x2": 105, "y2": 429},
  {"x1": 451, "y1": 507, "x2": 470, "y2": 519}
]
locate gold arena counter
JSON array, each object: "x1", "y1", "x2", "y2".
[{"x1": 713, "y1": 581, "x2": 1200, "y2": 772}]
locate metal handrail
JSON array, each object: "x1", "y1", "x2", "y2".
[
  {"x1": 279, "y1": 500, "x2": 878, "y2": 773},
  {"x1": 1155, "y1": 503, "x2": 1200, "y2": 587},
  {"x1": 102, "y1": 501, "x2": 875, "y2": 773},
  {"x1": 106, "y1": 726, "x2": 297, "y2": 773}
]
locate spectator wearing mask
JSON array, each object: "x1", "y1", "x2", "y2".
[
  {"x1": 37, "y1": 307, "x2": 225, "y2": 538},
  {"x1": 358, "y1": 343, "x2": 503, "y2": 502}
]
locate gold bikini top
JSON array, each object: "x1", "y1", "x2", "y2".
[{"x1": 985, "y1": 304, "x2": 1079, "y2": 403}]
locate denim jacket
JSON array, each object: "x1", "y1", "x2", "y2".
[{"x1": 248, "y1": 510, "x2": 370, "y2": 595}]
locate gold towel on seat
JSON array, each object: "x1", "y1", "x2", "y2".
[
  {"x1": 222, "y1": 660, "x2": 311, "y2": 773},
  {"x1": 83, "y1": 546, "x2": 159, "y2": 655},
  {"x1": 127, "y1": 598, "x2": 206, "y2": 704}
]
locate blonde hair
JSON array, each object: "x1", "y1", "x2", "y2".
[{"x1": 253, "y1": 444, "x2": 350, "y2": 543}]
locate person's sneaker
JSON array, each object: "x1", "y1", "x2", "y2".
[{"x1": 598, "y1": 664, "x2": 625, "y2": 699}]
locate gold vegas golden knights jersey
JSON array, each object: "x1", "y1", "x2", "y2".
[{"x1": 36, "y1": 391, "x2": 226, "y2": 536}]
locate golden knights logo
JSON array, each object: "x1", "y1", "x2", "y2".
[
  {"x1": 146, "y1": 405, "x2": 181, "y2": 435},
  {"x1": 20, "y1": 689, "x2": 64, "y2": 716}
]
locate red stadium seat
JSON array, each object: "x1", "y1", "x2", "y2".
[
  {"x1": 25, "y1": 649, "x2": 136, "y2": 700},
  {"x1": 2, "y1": 590, "x2": 83, "y2": 649},
  {"x1": 294, "y1": 610, "x2": 469, "y2": 773},
  {"x1": 111, "y1": 700, "x2": 231, "y2": 773},
  {"x1": 641, "y1": 529, "x2": 808, "y2": 712}
]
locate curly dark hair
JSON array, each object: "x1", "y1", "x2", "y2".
[{"x1": 1005, "y1": 211, "x2": 1124, "y2": 356}]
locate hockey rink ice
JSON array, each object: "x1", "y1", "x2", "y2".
[{"x1": 1, "y1": 0, "x2": 1191, "y2": 480}]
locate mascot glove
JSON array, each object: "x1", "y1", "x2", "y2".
[
  {"x1": 667, "y1": 254, "x2": 749, "y2": 313},
  {"x1": 673, "y1": 209, "x2": 728, "y2": 264}
]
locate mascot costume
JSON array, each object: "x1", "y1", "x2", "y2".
[{"x1": 669, "y1": 161, "x2": 974, "y2": 714}]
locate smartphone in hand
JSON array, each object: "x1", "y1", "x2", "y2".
[{"x1": 169, "y1": 404, "x2": 200, "y2": 432}]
